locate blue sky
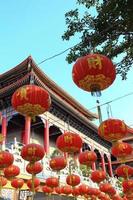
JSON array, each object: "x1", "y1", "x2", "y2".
[{"x1": 0, "y1": 0, "x2": 133, "y2": 127}]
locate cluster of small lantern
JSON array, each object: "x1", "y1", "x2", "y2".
[{"x1": 0, "y1": 53, "x2": 132, "y2": 200}]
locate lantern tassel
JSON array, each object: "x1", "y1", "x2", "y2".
[{"x1": 91, "y1": 91, "x2": 101, "y2": 97}]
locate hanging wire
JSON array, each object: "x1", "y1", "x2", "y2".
[
  {"x1": 89, "y1": 91, "x2": 133, "y2": 110},
  {"x1": 37, "y1": 16, "x2": 121, "y2": 65}
]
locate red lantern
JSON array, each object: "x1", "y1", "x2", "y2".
[
  {"x1": 87, "y1": 188, "x2": 100, "y2": 196},
  {"x1": 11, "y1": 85, "x2": 51, "y2": 118},
  {"x1": 90, "y1": 170, "x2": 106, "y2": 183},
  {"x1": 0, "y1": 151, "x2": 14, "y2": 169},
  {"x1": 66, "y1": 174, "x2": 80, "y2": 187},
  {"x1": 42, "y1": 185, "x2": 53, "y2": 194},
  {"x1": 122, "y1": 179, "x2": 133, "y2": 193},
  {"x1": 11, "y1": 178, "x2": 24, "y2": 189},
  {"x1": 4, "y1": 165, "x2": 20, "y2": 178},
  {"x1": 72, "y1": 187, "x2": 80, "y2": 197},
  {"x1": 26, "y1": 162, "x2": 43, "y2": 174},
  {"x1": 55, "y1": 187, "x2": 62, "y2": 194},
  {"x1": 72, "y1": 53, "x2": 116, "y2": 95},
  {"x1": 21, "y1": 143, "x2": 45, "y2": 162},
  {"x1": 56, "y1": 131, "x2": 82, "y2": 153},
  {"x1": 61, "y1": 185, "x2": 72, "y2": 195},
  {"x1": 98, "y1": 119, "x2": 127, "y2": 142},
  {"x1": 115, "y1": 164, "x2": 133, "y2": 179},
  {"x1": 99, "y1": 183, "x2": 116, "y2": 196},
  {"x1": 112, "y1": 194, "x2": 123, "y2": 200},
  {"x1": 78, "y1": 184, "x2": 89, "y2": 195},
  {"x1": 0, "y1": 176, "x2": 7, "y2": 187},
  {"x1": 49, "y1": 157, "x2": 67, "y2": 171},
  {"x1": 98, "y1": 192, "x2": 111, "y2": 200},
  {"x1": 111, "y1": 142, "x2": 132, "y2": 159},
  {"x1": 78, "y1": 150, "x2": 97, "y2": 166},
  {"x1": 30, "y1": 186, "x2": 40, "y2": 192},
  {"x1": 27, "y1": 178, "x2": 40, "y2": 189},
  {"x1": 45, "y1": 177, "x2": 59, "y2": 188}
]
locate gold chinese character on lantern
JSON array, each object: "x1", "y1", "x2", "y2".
[
  {"x1": 8, "y1": 167, "x2": 13, "y2": 172},
  {"x1": 16, "y1": 87, "x2": 28, "y2": 100},
  {"x1": 51, "y1": 160, "x2": 56, "y2": 166},
  {"x1": 64, "y1": 135, "x2": 73, "y2": 144},
  {"x1": 28, "y1": 147, "x2": 37, "y2": 155},
  {"x1": 87, "y1": 56, "x2": 103, "y2": 70}
]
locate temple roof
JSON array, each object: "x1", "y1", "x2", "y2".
[{"x1": 0, "y1": 56, "x2": 97, "y2": 121}]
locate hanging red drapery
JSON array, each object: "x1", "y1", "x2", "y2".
[{"x1": 44, "y1": 119, "x2": 49, "y2": 154}]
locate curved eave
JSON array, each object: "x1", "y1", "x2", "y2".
[
  {"x1": 0, "y1": 56, "x2": 97, "y2": 121},
  {"x1": 0, "y1": 57, "x2": 30, "y2": 79}
]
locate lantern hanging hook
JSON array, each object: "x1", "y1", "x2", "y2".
[
  {"x1": 96, "y1": 100, "x2": 102, "y2": 124},
  {"x1": 106, "y1": 103, "x2": 113, "y2": 119}
]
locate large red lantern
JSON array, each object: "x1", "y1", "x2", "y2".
[
  {"x1": 72, "y1": 53, "x2": 116, "y2": 95},
  {"x1": 49, "y1": 157, "x2": 67, "y2": 171},
  {"x1": 45, "y1": 177, "x2": 59, "y2": 188},
  {"x1": 11, "y1": 178, "x2": 24, "y2": 189},
  {"x1": 115, "y1": 164, "x2": 133, "y2": 179},
  {"x1": 4, "y1": 165, "x2": 20, "y2": 178},
  {"x1": 56, "y1": 131, "x2": 82, "y2": 153},
  {"x1": 111, "y1": 142, "x2": 132, "y2": 159},
  {"x1": 98, "y1": 119, "x2": 127, "y2": 142},
  {"x1": 11, "y1": 85, "x2": 51, "y2": 119},
  {"x1": 66, "y1": 174, "x2": 80, "y2": 187},
  {"x1": 21, "y1": 143, "x2": 45, "y2": 162},
  {"x1": 0, "y1": 151, "x2": 14, "y2": 169},
  {"x1": 90, "y1": 170, "x2": 106, "y2": 183},
  {"x1": 78, "y1": 150, "x2": 97, "y2": 166},
  {"x1": 26, "y1": 162, "x2": 43, "y2": 174},
  {"x1": 61, "y1": 185, "x2": 72, "y2": 195},
  {"x1": 27, "y1": 178, "x2": 40, "y2": 189}
]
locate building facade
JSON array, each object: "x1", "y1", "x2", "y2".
[{"x1": 0, "y1": 56, "x2": 114, "y2": 199}]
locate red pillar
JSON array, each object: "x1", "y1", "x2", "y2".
[
  {"x1": 90, "y1": 145, "x2": 96, "y2": 171},
  {"x1": 108, "y1": 155, "x2": 113, "y2": 177},
  {"x1": 21, "y1": 130, "x2": 25, "y2": 144},
  {"x1": 100, "y1": 153, "x2": 106, "y2": 172},
  {"x1": 44, "y1": 119, "x2": 49, "y2": 155},
  {"x1": 24, "y1": 116, "x2": 31, "y2": 145},
  {"x1": 1, "y1": 116, "x2": 7, "y2": 145},
  {"x1": 63, "y1": 130, "x2": 68, "y2": 158},
  {"x1": 92, "y1": 161, "x2": 96, "y2": 171}
]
